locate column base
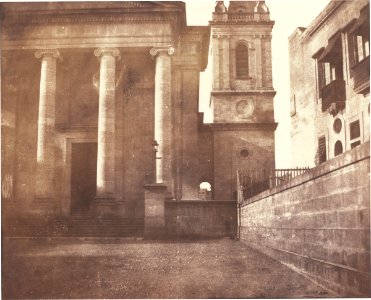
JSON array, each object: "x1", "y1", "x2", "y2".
[
  {"x1": 32, "y1": 197, "x2": 56, "y2": 215},
  {"x1": 91, "y1": 197, "x2": 118, "y2": 217}
]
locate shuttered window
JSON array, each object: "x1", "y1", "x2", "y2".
[
  {"x1": 350, "y1": 120, "x2": 360, "y2": 140},
  {"x1": 318, "y1": 136, "x2": 327, "y2": 163},
  {"x1": 236, "y1": 43, "x2": 249, "y2": 78},
  {"x1": 350, "y1": 120, "x2": 361, "y2": 148}
]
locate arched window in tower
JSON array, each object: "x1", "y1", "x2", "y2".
[{"x1": 236, "y1": 43, "x2": 249, "y2": 78}]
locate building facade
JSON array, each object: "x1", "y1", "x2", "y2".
[
  {"x1": 1, "y1": 1, "x2": 276, "y2": 233},
  {"x1": 289, "y1": 0, "x2": 370, "y2": 167}
]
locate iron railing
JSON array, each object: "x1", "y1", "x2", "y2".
[
  {"x1": 270, "y1": 168, "x2": 310, "y2": 187},
  {"x1": 237, "y1": 169, "x2": 270, "y2": 201},
  {"x1": 237, "y1": 167, "x2": 310, "y2": 202}
]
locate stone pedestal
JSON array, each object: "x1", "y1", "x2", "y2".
[
  {"x1": 92, "y1": 48, "x2": 120, "y2": 215},
  {"x1": 144, "y1": 183, "x2": 169, "y2": 238},
  {"x1": 33, "y1": 49, "x2": 60, "y2": 213}
]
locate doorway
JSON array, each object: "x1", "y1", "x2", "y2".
[{"x1": 70, "y1": 142, "x2": 97, "y2": 214}]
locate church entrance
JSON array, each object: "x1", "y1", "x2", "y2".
[{"x1": 70, "y1": 142, "x2": 97, "y2": 214}]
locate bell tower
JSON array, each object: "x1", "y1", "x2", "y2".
[{"x1": 209, "y1": 1, "x2": 277, "y2": 200}]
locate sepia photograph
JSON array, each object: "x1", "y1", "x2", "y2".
[{"x1": 1, "y1": 0, "x2": 370, "y2": 298}]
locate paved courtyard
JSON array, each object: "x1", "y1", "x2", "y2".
[{"x1": 2, "y1": 238, "x2": 330, "y2": 299}]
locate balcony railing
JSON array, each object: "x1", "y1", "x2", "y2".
[
  {"x1": 321, "y1": 79, "x2": 346, "y2": 112},
  {"x1": 352, "y1": 56, "x2": 370, "y2": 94},
  {"x1": 228, "y1": 13, "x2": 254, "y2": 22}
]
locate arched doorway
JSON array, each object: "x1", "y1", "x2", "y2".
[{"x1": 199, "y1": 182, "x2": 212, "y2": 200}]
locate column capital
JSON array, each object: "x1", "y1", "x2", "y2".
[
  {"x1": 35, "y1": 49, "x2": 60, "y2": 59},
  {"x1": 150, "y1": 46, "x2": 175, "y2": 57},
  {"x1": 94, "y1": 48, "x2": 120, "y2": 60}
]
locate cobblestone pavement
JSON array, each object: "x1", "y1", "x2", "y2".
[{"x1": 3, "y1": 237, "x2": 331, "y2": 299}]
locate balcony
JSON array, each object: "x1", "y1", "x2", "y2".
[
  {"x1": 228, "y1": 13, "x2": 254, "y2": 22},
  {"x1": 321, "y1": 79, "x2": 346, "y2": 113},
  {"x1": 352, "y1": 56, "x2": 370, "y2": 94}
]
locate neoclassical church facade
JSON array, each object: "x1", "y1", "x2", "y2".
[{"x1": 1, "y1": 1, "x2": 276, "y2": 233}]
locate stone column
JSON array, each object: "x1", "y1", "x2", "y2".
[
  {"x1": 34, "y1": 49, "x2": 59, "y2": 210},
  {"x1": 92, "y1": 48, "x2": 120, "y2": 214},
  {"x1": 150, "y1": 46, "x2": 175, "y2": 185}
]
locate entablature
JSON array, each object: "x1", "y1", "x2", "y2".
[{"x1": 0, "y1": 1, "x2": 188, "y2": 50}]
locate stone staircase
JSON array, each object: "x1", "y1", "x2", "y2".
[{"x1": 3, "y1": 214, "x2": 144, "y2": 238}]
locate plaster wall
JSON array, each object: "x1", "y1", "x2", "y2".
[{"x1": 290, "y1": 0, "x2": 370, "y2": 167}]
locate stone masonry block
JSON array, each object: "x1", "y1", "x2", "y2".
[
  {"x1": 338, "y1": 210, "x2": 358, "y2": 228},
  {"x1": 357, "y1": 208, "x2": 370, "y2": 228},
  {"x1": 326, "y1": 193, "x2": 344, "y2": 211},
  {"x1": 359, "y1": 229, "x2": 370, "y2": 251},
  {"x1": 342, "y1": 229, "x2": 362, "y2": 249},
  {"x1": 325, "y1": 211, "x2": 339, "y2": 228},
  {"x1": 342, "y1": 188, "x2": 363, "y2": 208},
  {"x1": 358, "y1": 273, "x2": 371, "y2": 296},
  {"x1": 332, "y1": 229, "x2": 343, "y2": 247},
  {"x1": 357, "y1": 252, "x2": 371, "y2": 273},
  {"x1": 314, "y1": 196, "x2": 329, "y2": 211},
  {"x1": 327, "y1": 247, "x2": 342, "y2": 265},
  {"x1": 344, "y1": 249, "x2": 359, "y2": 269},
  {"x1": 360, "y1": 185, "x2": 371, "y2": 207}
]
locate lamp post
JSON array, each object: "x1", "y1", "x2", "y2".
[
  {"x1": 152, "y1": 140, "x2": 161, "y2": 183},
  {"x1": 152, "y1": 140, "x2": 159, "y2": 154}
]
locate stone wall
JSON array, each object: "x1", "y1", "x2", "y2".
[
  {"x1": 240, "y1": 142, "x2": 370, "y2": 296},
  {"x1": 213, "y1": 129, "x2": 275, "y2": 200},
  {"x1": 165, "y1": 200, "x2": 237, "y2": 238}
]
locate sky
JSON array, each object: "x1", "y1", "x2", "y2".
[{"x1": 185, "y1": 0, "x2": 331, "y2": 168}]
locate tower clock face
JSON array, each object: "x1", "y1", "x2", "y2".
[{"x1": 236, "y1": 99, "x2": 254, "y2": 118}]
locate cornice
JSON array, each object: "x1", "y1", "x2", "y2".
[
  {"x1": 207, "y1": 122, "x2": 278, "y2": 131},
  {"x1": 210, "y1": 20, "x2": 275, "y2": 26},
  {"x1": 212, "y1": 33, "x2": 272, "y2": 39},
  {"x1": 305, "y1": 0, "x2": 345, "y2": 37},
  {"x1": 2, "y1": 13, "x2": 178, "y2": 26},
  {"x1": 211, "y1": 90, "x2": 276, "y2": 96}
]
